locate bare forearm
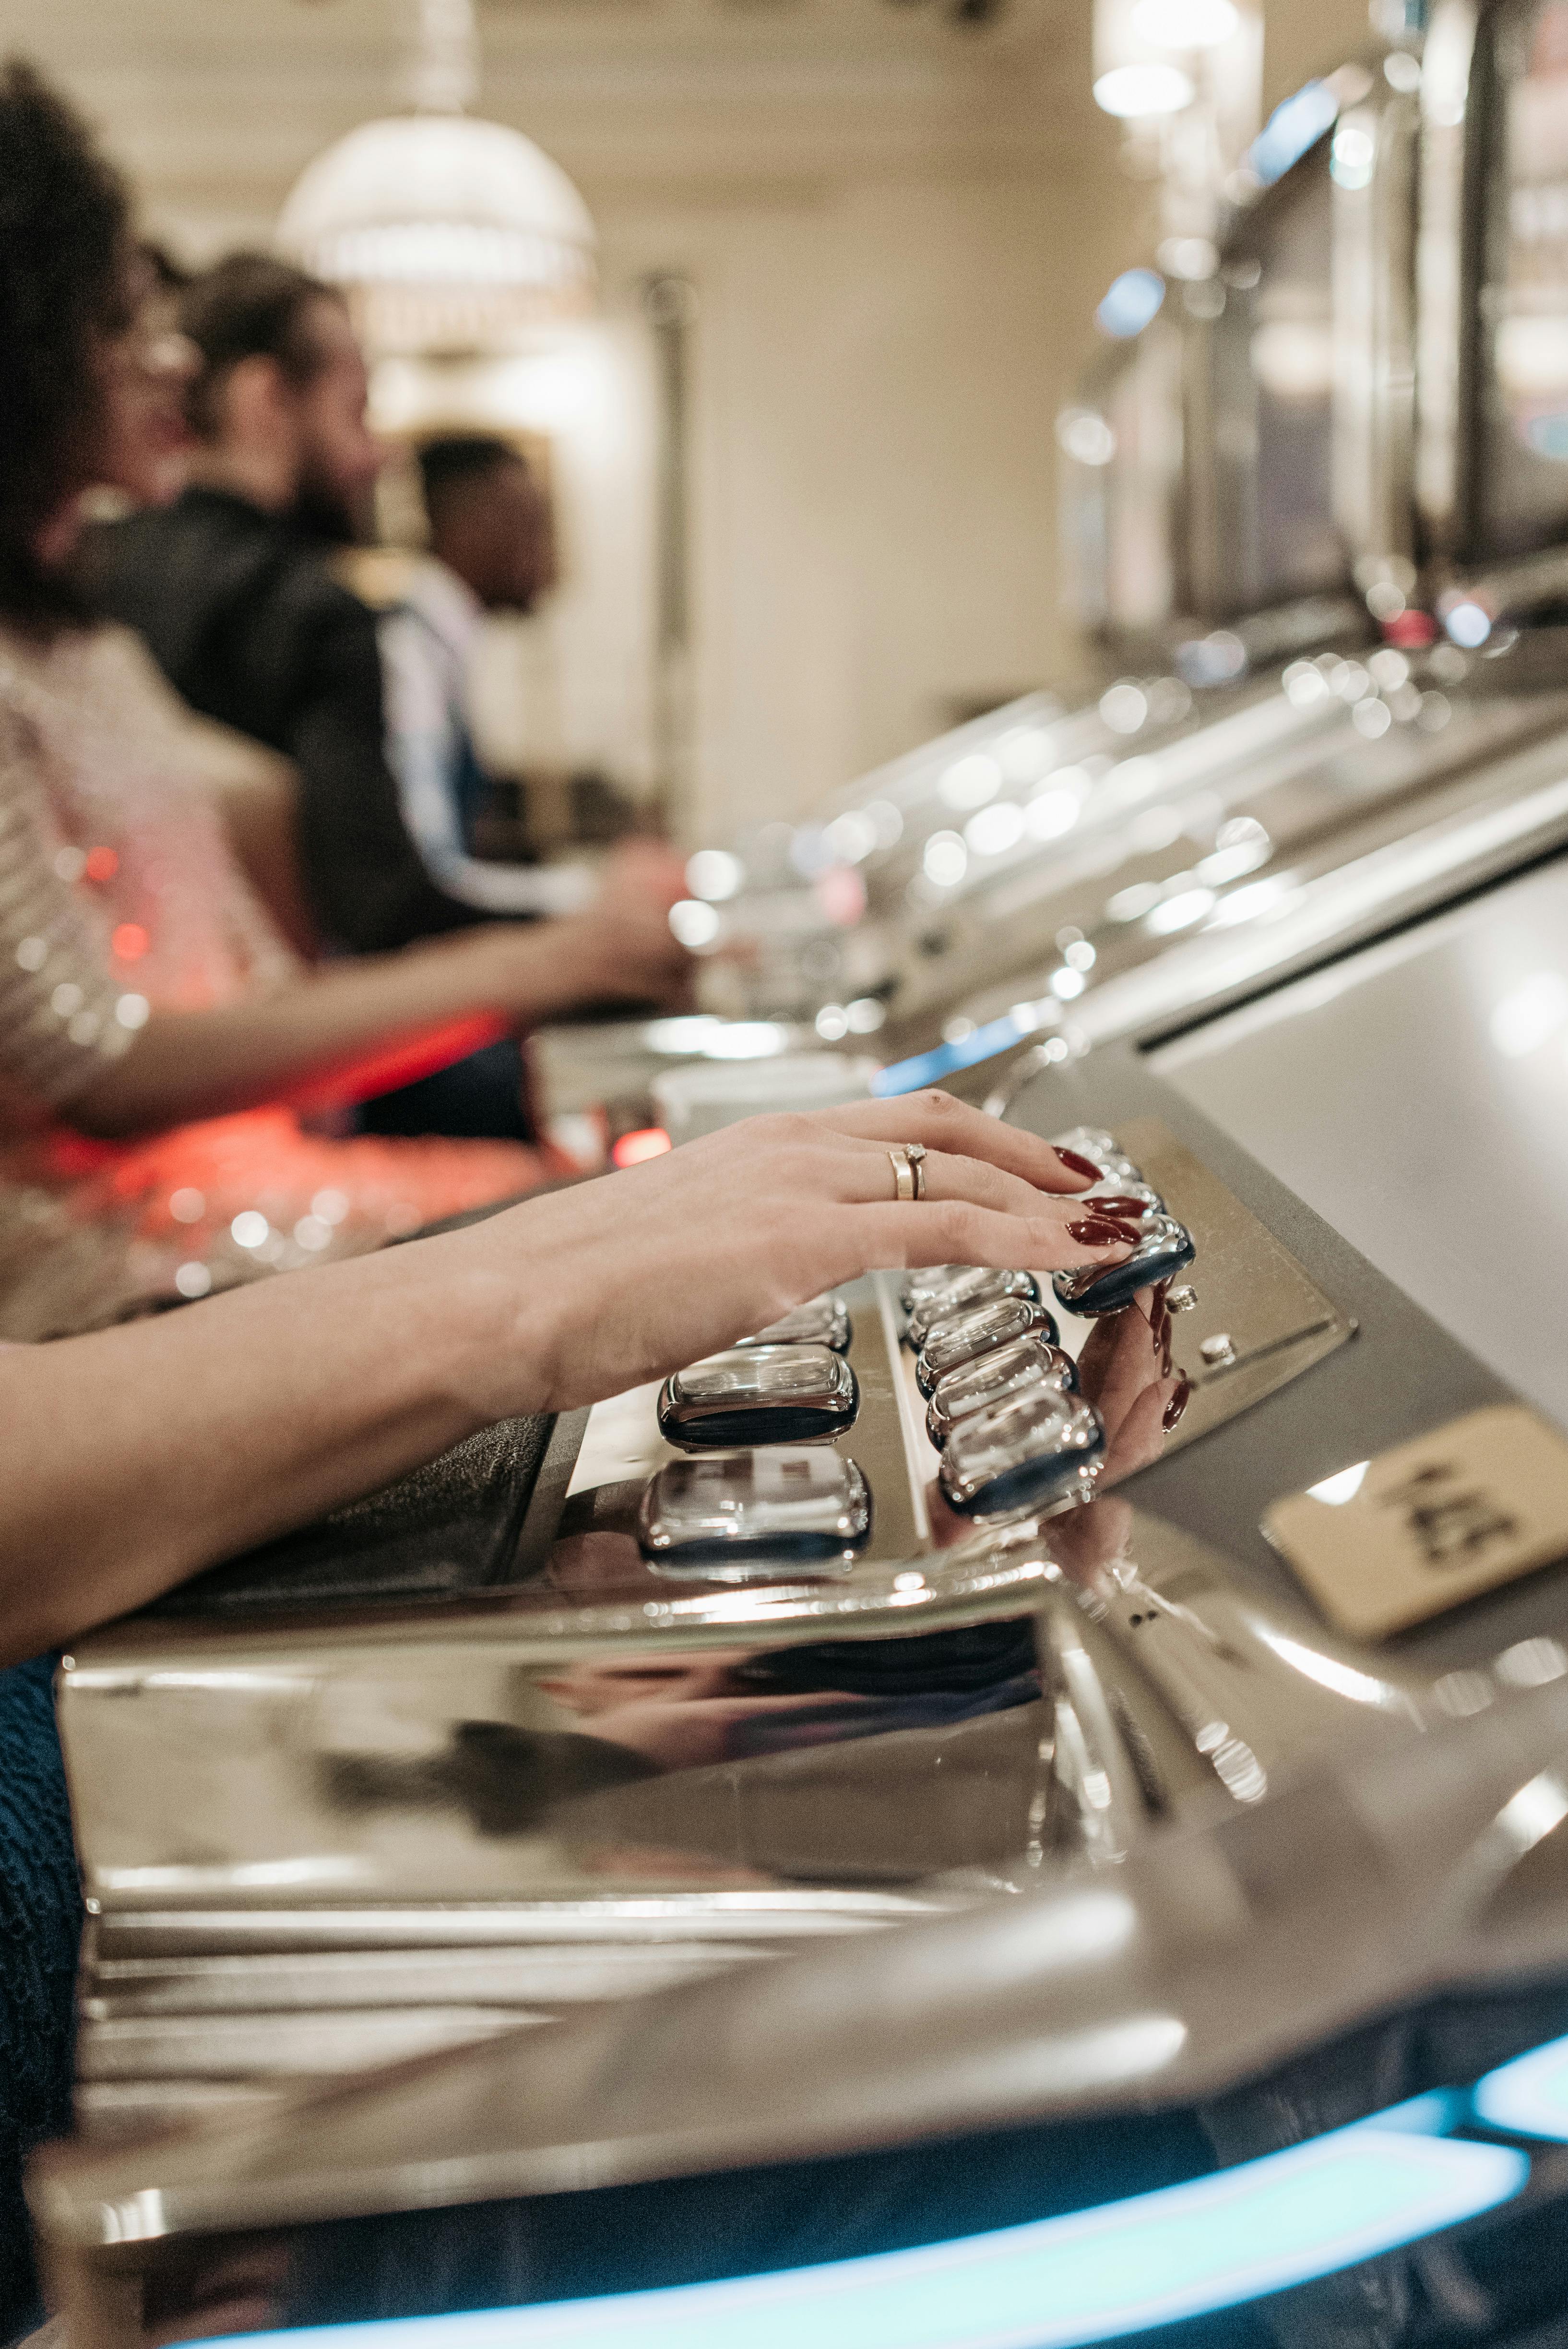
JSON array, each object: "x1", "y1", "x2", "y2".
[
  {"x1": 69, "y1": 928, "x2": 575, "y2": 1137},
  {"x1": 0, "y1": 1237, "x2": 519, "y2": 1662}
]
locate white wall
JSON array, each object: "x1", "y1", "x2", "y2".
[{"x1": 581, "y1": 161, "x2": 1139, "y2": 843}]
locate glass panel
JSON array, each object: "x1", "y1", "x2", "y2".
[
  {"x1": 1226, "y1": 142, "x2": 1344, "y2": 608},
  {"x1": 1479, "y1": 0, "x2": 1568, "y2": 555}
]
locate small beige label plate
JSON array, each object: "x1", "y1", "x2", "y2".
[{"x1": 1264, "y1": 1405, "x2": 1568, "y2": 1638}]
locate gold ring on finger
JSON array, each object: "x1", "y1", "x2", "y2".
[{"x1": 887, "y1": 1143, "x2": 928, "y2": 1203}]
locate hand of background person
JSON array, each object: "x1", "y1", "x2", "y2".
[
  {"x1": 442, "y1": 1093, "x2": 1137, "y2": 1421},
  {"x1": 548, "y1": 837, "x2": 696, "y2": 1011}
]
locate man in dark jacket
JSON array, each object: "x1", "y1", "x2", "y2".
[{"x1": 95, "y1": 254, "x2": 689, "y2": 1138}]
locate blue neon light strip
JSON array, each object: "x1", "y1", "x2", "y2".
[
  {"x1": 200, "y1": 2123, "x2": 1525, "y2": 2349},
  {"x1": 1473, "y1": 2029, "x2": 1568, "y2": 2143},
  {"x1": 873, "y1": 1014, "x2": 1039, "y2": 1097}
]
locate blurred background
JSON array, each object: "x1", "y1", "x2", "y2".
[{"x1": 1, "y1": 0, "x2": 1373, "y2": 854}]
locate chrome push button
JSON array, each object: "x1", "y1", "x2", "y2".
[
  {"x1": 900, "y1": 1264, "x2": 973, "y2": 1314},
  {"x1": 1053, "y1": 1213, "x2": 1196, "y2": 1318},
  {"x1": 657, "y1": 1344, "x2": 858, "y2": 1450},
  {"x1": 925, "y1": 1334, "x2": 1078, "y2": 1448},
  {"x1": 938, "y1": 1389, "x2": 1106, "y2": 1517},
  {"x1": 638, "y1": 1449, "x2": 872, "y2": 1572},
  {"x1": 904, "y1": 1268, "x2": 1041, "y2": 1349},
  {"x1": 915, "y1": 1295, "x2": 1057, "y2": 1396},
  {"x1": 736, "y1": 1294, "x2": 852, "y2": 1352}
]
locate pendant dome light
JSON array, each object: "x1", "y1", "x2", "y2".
[{"x1": 276, "y1": 0, "x2": 596, "y2": 356}]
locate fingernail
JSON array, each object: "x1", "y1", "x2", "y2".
[
  {"x1": 1163, "y1": 1374, "x2": 1191, "y2": 1431},
  {"x1": 1160, "y1": 1329, "x2": 1173, "y2": 1375},
  {"x1": 1085, "y1": 1194, "x2": 1148, "y2": 1219},
  {"x1": 1055, "y1": 1148, "x2": 1103, "y2": 1184},
  {"x1": 1068, "y1": 1217, "x2": 1136, "y2": 1246}
]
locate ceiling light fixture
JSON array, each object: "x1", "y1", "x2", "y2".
[{"x1": 276, "y1": 0, "x2": 596, "y2": 357}]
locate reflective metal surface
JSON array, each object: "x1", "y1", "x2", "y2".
[
  {"x1": 56, "y1": 1129, "x2": 1361, "y2": 2134},
  {"x1": 1153, "y1": 854, "x2": 1568, "y2": 1430},
  {"x1": 35, "y1": 1656, "x2": 1568, "y2": 2265},
  {"x1": 934, "y1": 695, "x2": 1568, "y2": 1108}
]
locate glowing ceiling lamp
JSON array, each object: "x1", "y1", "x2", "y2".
[
  {"x1": 1095, "y1": 60, "x2": 1195, "y2": 116},
  {"x1": 1131, "y1": 0, "x2": 1241, "y2": 47},
  {"x1": 276, "y1": 0, "x2": 596, "y2": 356}
]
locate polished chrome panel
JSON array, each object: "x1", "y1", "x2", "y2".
[
  {"x1": 1332, "y1": 76, "x2": 1420, "y2": 581},
  {"x1": 1153, "y1": 854, "x2": 1568, "y2": 1429},
  {"x1": 34, "y1": 1664, "x2": 1568, "y2": 2289},
  {"x1": 944, "y1": 704, "x2": 1568, "y2": 1106},
  {"x1": 57, "y1": 1138, "x2": 1355, "y2": 2134}
]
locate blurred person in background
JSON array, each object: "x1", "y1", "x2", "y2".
[
  {"x1": 368, "y1": 433, "x2": 606, "y2": 1138},
  {"x1": 382, "y1": 435, "x2": 569, "y2": 922},
  {"x1": 0, "y1": 60, "x2": 693, "y2": 1344},
  {"x1": 95, "y1": 257, "x2": 690, "y2": 1142}
]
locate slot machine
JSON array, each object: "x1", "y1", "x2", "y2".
[{"x1": 33, "y1": 12, "x2": 1568, "y2": 2349}]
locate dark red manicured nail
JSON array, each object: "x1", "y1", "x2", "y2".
[
  {"x1": 1085, "y1": 1194, "x2": 1148, "y2": 1219},
  {"x1": 1163, "y1": 1374, "x2": 1192, "y2": 1431},
  {"x1": 1055, "y1": 1148, "x2": 1103, "y2": 1184},
  {"x1": 1069, "y1": 1217, "x2": 1137, "y2": 1246},
  {"x1": 1160, "y1": 1330, "x2": 1173, "y2": 1375}
]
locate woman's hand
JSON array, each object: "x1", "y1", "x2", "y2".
[{"x1": 448, "y1": 1092, "x2": 1134, "y2": 1420}]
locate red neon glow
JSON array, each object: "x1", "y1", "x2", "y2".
[
  {"x1": 83, "y1": 846, "x2": 119, "y2": 883},
  {"x1": 111, "y1": 923, "x2": 149, "y2": 962},
  {"x1": 613, "y1": 1126, "x2": 673, "y2": 1168},
  {"x1": 1384, "y1": 610, "x2": 1438, "y2": 649}
]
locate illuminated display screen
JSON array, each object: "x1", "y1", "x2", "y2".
[{"x1": 189, "y1": 2034, "x2": 1568, "y2": 2349}]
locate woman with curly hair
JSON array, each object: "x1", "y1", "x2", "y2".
[{"x1": 0, "y1": 58, "x2": 700, "y2": 1346}]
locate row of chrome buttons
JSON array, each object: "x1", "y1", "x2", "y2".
[
  {"x1": 637, "y1": 1126, "x2": 1194, "y2": 1563},
  {"x1": 905, "y1": 1128, "x2": 1195, "y2": 1518}
]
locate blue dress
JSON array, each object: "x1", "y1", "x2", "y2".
[{"x1": 0, "y1": 1656, "x2": 83, "y2": 2343}]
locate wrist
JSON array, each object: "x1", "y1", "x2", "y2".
[{"x1": 416, "y1": 1225, "x2": 563, "y2": 1424}]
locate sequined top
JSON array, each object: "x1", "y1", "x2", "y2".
[{"x1": 0, "y1": 624, "x2": 548, "y2": 1340}]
